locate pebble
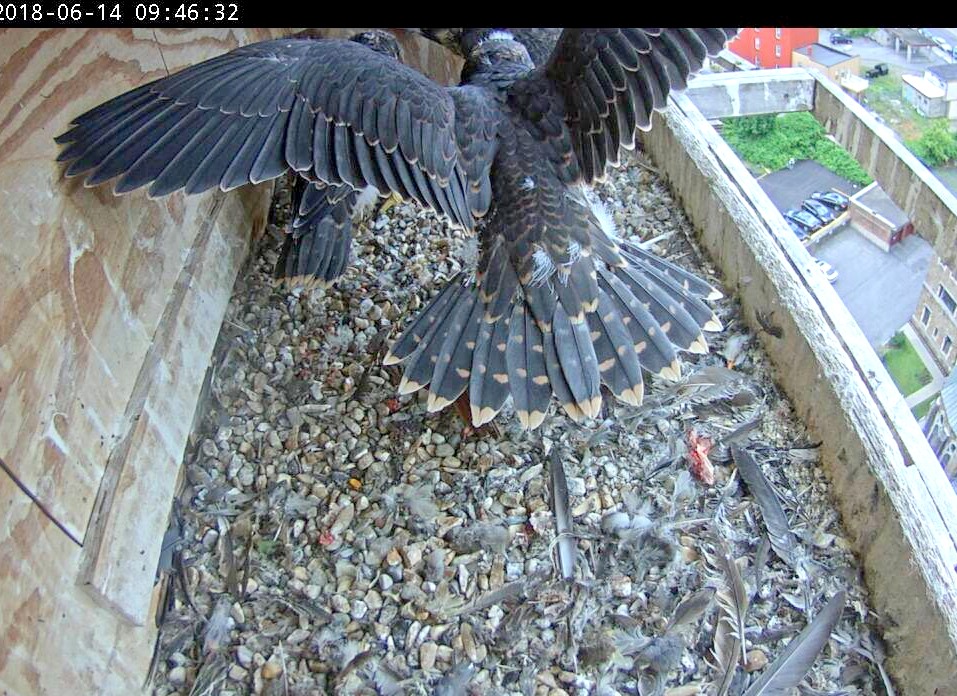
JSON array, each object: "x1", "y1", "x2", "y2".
[
  {"x1": 261, "y1": 661, "x2": 282, "y2": 680},
  {"x1": 150, "y1": 151, "x2": 883, "y2": 696},
  {"x1": 168, "y1": 667, "x2": 186, "y2": 686},
  {"x1": 745, "y1": 649, "x2": 769, "y2": 672},
  {"x1": 287, "y1": 628, "x2": 310, "y2": 645},
  {"x1": 610, "y1": 575, "x2": 633, "y2": 598},
  {"x1": 352, "y1": 599, "x2": 369, "y2": 620},
  {"x1": 419, "y1": 641, "x2": 438, "y2": 671},
  {"x1": 236, "y1": 645, "x2": 253, "y2": 668}
]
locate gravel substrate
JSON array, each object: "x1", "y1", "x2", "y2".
[{"x1": 150, "y1": 152, "x2": 890, "y2": 696}]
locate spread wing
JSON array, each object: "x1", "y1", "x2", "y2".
[
  {"x1": 55, "y1": 38, "x2": 498, "y2": 229},
  {"x1": 509, "y1": 28, "x2": 738, "y2": 182}
]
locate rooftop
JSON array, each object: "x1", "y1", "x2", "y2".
[
  {"x1": 794, "y1": 43, "x2": 855, "y2": 68},
  {"x1": 884, "y1": 28, "x2": 936, "y2": 47},
  {"x1": 902, "y1": 73, "x2": 946, "y2": 99},
  {"x1": 855, "y1": 181, "x2": 912, "y2": 228},
  {"x1": 928, "y1": 63, "x2": 957, "y2": 82}
]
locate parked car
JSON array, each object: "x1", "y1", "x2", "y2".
[
  {"x1": 814, "y1": 258, "x2": 839, "y2": 283},
  {"x1": 810, "y1": 190, "x2": 849, "y2": 210},
  {"x1": 786, "y1": 219, "x2": 809, "y2": 240},
  {"x1": 802, "y1": 198, "x2": 836, "y2": 223},
  {"x1": 785, "y1": 208, "x2": 822, "y2": 232},
  {"x1": 865, "y1": 63, "x2": 889, "y2": 79},
  {"x1": 830, "y1": 32, "x2": 853, "y2": 45}
]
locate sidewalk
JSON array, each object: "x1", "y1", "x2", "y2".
[{"x1": 900, "y1": 323, "x2": 945, "y2": 407}]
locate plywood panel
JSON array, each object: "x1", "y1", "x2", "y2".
[
  {"x1": 77, "y1": 188, "x2": 266, "y2": 625},
  {"x1": 0, "y1": 471, "x2": 156, "y2": 695},
  {"x1": 0, "y1": 28, "x2": 291, "y2": 541}
]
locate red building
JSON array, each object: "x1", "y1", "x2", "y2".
[{"x1": 727, "y1": 28, "x2": 819, "y2": 69}]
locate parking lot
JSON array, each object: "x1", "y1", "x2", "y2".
[
  {"x1": 758, "y1": 161, "x2": 932, "y2": 348},
  {"x1": 758, "y1": 160, "x2": 862, "y2": 212},
  {"x1": 812, "y1": 225, "x2": 933, "y2": 347}
]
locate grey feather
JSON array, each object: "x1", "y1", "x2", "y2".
[
  {"x1": 548, "y1": 449, "x2": 576, "y2": 580},
  {"x1": 742, "y1": 591, "x2": 845, "y2": 696},
  {"x1": 732, "y1": 445, "x2": 800, "y2": 569}
]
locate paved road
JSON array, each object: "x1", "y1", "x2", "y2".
[{"x1": 813, "y1": 226, "x2": 933, "y2": 348}]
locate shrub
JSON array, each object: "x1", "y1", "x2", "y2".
[
  {"x1": 906, "y1": 121, "x2": 957, "y2": 167},
  {"x1": 721, "y1": 112, "x2": 873, "y2": 184}
]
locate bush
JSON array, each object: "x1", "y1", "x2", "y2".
[
  {"x1": 721, "y1": 112, "x2": 873, "y2": 184},
  {"x1": 906, "y1": 121, "x2": 957, "y2": 167},
  {"x1": 843, "y1": 28, "x2": 876, "y2": 38}
]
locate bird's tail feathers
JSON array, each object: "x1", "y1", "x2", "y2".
[
  {"x1": 383, "y1": 230, "x2": 722, "y2": 429},
  {"x1": 275, "y1": 182, "x2": 356, "y2": 288}
]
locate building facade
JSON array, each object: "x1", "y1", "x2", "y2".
[
  {"x1": 922, "y1": 369, "x2": 957, "y2": 479},
  {"x1": 926, "y1": 63, "x2": 957, "y2": 125},
  {"x1": 727, "y1": 28, "x2": 818, "y2": 69},
  {"x1": 791, "y1": 43, "x2": 861, "y2": 81},
  {"x1": 913, "y1": 255, "x2": 957, "y2": 371}
]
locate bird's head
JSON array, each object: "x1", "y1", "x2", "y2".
[
  {"x1": 350, "y1": 30, "x2": 402, "y2": 62},
  {"x1": 469, "y1": 31, "x2": 533, "y2": 68},
  {"x1": 460, "y1": 30, "x2": 534, "y2": 85}
]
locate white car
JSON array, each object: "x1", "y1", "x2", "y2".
[{"x1": 814, "y1": 258, "x2": 839, "y2": 283}]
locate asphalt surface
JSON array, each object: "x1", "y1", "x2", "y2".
[
  {"x1": 818, "y1": 29, "x2": 950, "y2": 70},
  {"x1": 813, "y1": 226, "x2": 933, "y2": 348},
  {"x1": 758, "y1": 160, "x2": 862, "y2": 213}
]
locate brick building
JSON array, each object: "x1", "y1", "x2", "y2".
[
  {"x1": 727, "y1": 28, "x2": 818, "y2": 69},
  {"x1": 913, "y1": 255, "x2": 957, "y2": 371},
  {"x1": 848, "y1": 182, "x2": 914, "y2": 251}
]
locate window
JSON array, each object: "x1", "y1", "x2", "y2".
[
  {"x1": 922, "y1": 306, "x2": 932, "y2": 325},
  {"x1": 944, "y1": 336, "x2": 953, "y2": 355},
  {"x1": 775, "y1": 45, "x2": 782, "y2": 57},
  {"x1": 939, "y1": 285, "x2": 957, "y2": 314},
  {"x1": 935, "y1": 327, "x2": 940, "y2": 338},
  {"x1": 755, "y1": 38, "x2": 761, "y2": 50},
  {"x1": 775, "y1": 28, "x2": 782, "y2": 39}
]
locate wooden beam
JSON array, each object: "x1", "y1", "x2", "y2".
[
  {"x1": 643, "y1": 91, "x2": 957, "y2": 693},
  {"x1": 686, "y1": 68, "x2": 816, "y2": 119},
  {"x1": 811, "y1": 71, "x2": 957, "y2": 270}
]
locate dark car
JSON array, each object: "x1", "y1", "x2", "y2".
[
  {"x1": 865, "y1": 63, "x2": 889, "y2": 79},
  {"x1": 830, "y1": 32, "x2": 853, "y2": 45},
  {"x1": 810, "y1": 190, "x2": 849, "y2": 210},
  {"x1": 802, "y1": 199, "x2": 836, "y2": 223},
  {"x1": 786, "y1": 218, "x2": 809, "y2": 240},
  {"x1": 785, "y1": 208, "x2": 822, "y2": 232}
]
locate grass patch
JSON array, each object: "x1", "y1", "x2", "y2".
[
  {"x1": 912, "y1": 395, "x2": 936, "y2": 421},
  {"x1": 881, "y1": 331, "x2": 932, "y2": 396},
  {"x1": 721, "y1": 112, "x2": 872, "y2": 184}
]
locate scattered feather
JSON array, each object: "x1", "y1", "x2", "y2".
[
  {"x1": 549, "y1": 449, "x2": 577, "y2": 580},
  {"x1": 732, "y1": 445, "x2": 801, "y2": 568},
  {"x1": 742, "y1": 590, "x2": 846, "y2": 696}
]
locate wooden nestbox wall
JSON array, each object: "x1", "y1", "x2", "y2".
[{"x1": 0, "y1": 28, "x2": 459, "y2": 694}]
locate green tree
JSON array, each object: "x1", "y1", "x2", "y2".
[{"x1": 906, "y1": 121, "x2": 957, "y2": 167}]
